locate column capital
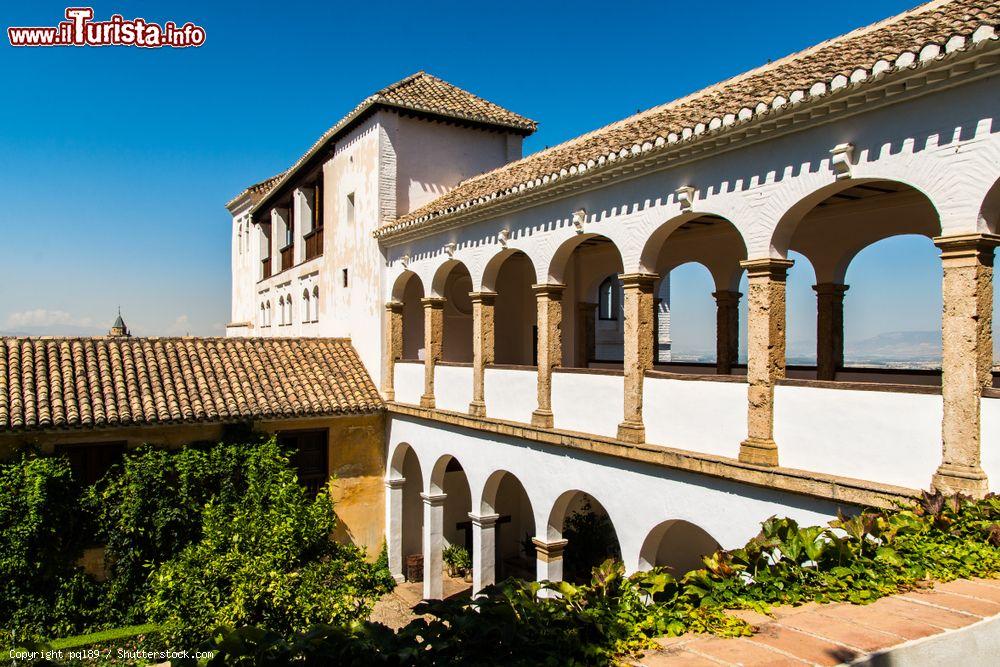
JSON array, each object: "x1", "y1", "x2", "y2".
[
  {"x1": 420, "y1": 297, "x2": 447, "y2": 309},
  {"x1": 934, "y1": 233, "x2": 1000, "y2": 260},
  {"x1": 812, "y1": 283, "x2": 849, "y2": 297},
  {"x1": 531, "y1": 283, "x2": 566, "y2": 299},
  {"x1": 469, "y1": 291, "x2": 498, "y2": 305},
  {"x1": 532, "y1": 537, "x2": 569, "y2": 561},
  {"x1": 617, "y1": 272, "x2": 659, "y2": 289},
  {"x1": 420, "y1": 492, "x2": 448, "y2": 506},
  {"x1": 385, "y1": 477, "x2": 406, "y2": 489},
  {"x1": 740, "y1": 258, "x2": 795, "y2": 279},
  {"x1": 385, "y1": 300, "x2": 404, "y2": 313},
  {"x1": 468, "y1": 512, "x2": 501, "y2": 528},
  {"x1": 712, "y1": 290, "x2": 743, "y2": 304}
]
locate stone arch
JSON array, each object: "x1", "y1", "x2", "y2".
[
  {"x1": 393, "y1": 272, "x2": 425, "y2": 360},
  {"x1": 429, "y1": 260, "x2": 473, "y2": 363},
  {"x1": 480, "y1": 470, "x2": 536, "y2": 580},
  {"x1": 547, "y1": 233, "x2": 625, "y2": 285},
  {"x1": 388, "y1": 441, "x2": 417, "y2": 480},
  {"x1": 637, "y1": 519, "x2": 722, "y2": 575},
  {"x1": 431, "y1": 258, "x2": 469, "y2": 298},
  {"x1": 769, "y1": 178, "x2": 942, "y2": 260},
  {"x1": 638, "y1": 211, "x2": 746, "y2": 275},
  {"x1": 545, "y1": 489, "x2": 622, "y2": 582},
  {"x1": 481, "y1": 248, "x2": 538, "y2": 292},
  {"x1": 386, "y1": 442, "x2": 424, "y2": 582},
  {"x1": 979, "y1": 176, "x2": 1000, "y2": 235}
]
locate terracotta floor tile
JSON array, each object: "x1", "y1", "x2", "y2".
[
  {"x1": 746, "y1": 624, "x2": 859, "y2": 666},
  {"x1": 901, "y1": 590, "x2": 1000, "y2": 617},
  {"x1": 816, "y1": 599, "x2": 942, "y2": 641},
  {"x1": 685, "y1": 636, "x2": 808, "y2": 666},
  {"x1": 769, "y1": 602, "x2": 824, "y2": 619},
  {"x1": 936, "y1": 579, "x2": 1000, "y2": 605},
  {"x1": 875, "y1": 597, "x2": 979, "y2": 629},
  {"x1": 638, "y1": 646, "x2": 725, "y2": 666},
  {"x1": 777, "y1": 611, "x2": 901, "y2": 652}
]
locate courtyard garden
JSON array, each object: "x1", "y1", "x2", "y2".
[{"x1": 4, "y1": 432, "x2": 1000, "y2": 666}]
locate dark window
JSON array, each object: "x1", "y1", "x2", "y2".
[
  {"x1": 284, "y1": 205, "x2": 294, "y2": 247},
  {"x1": 598, "y1": 276, "x2": 619, "y2": 320},
  {"x1": 342, "y1": 268, "x2": 348, "y2": 288},
  {"x1": 277, "y1": 429, "x2": 329, "y2": 497},
  {"x1": 56, "y1": 441, "x2": 126, "y2": 487},
  {"x1": 313, "y1": 179, "x2": 323, "y2": 230}
]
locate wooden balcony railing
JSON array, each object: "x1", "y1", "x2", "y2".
[
  {"x1": 279, "y1": 244, "x2": 293, "y2": 271},
  {"x1": 261, "y1": 257, "x2": 271, "y2": 280},
  {"x1": 304, "y1": 228, "x2": 323, "y2": 261}
]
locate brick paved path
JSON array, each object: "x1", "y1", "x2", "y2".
[{"x1": 634, "y1": 578, "x2": 1000, "y2": 666}]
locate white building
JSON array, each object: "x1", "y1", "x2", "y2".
[{"x1": 229, "y1": 1, "x2": 1000, "y2": 600}]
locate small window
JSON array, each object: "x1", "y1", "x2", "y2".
[
  {"x1": 599, "y1": 276, "x2": 619, "y2": 321},
  {"x1": 313, "y1": 180, "x2": 323, "y2": 229},
  {"x1": 342, "y1": 268, "x2": 348, "y2": 288},
  {"x1": 302, "y1": 289, "x2": 310, "y2": 323},
  {"x1": 346, "y1": 192, "x2": 355, "y2": 226},
  {"x1": 284, "y1": 206, "x2": 294, "y2": 248},
  {"x1": 277, "y1": 429, "x2": 329, "y2": 497},
  {"x1": 312, "y1": 285, "x2": 319, "y2": 322}
]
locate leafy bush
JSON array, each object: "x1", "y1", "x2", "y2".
[
  {"x1": 84, "y1": 429, "x2": 268, "y2": 621},
  {"x1": 144, "y1": 439, "x2": 394, "y2": 645},
  {"x1": 442, "y1": 544, "x2": 471, "y2": 575},
  {"x1": 0, "y1": 451, "x2": 101, "y2": 645},
  {"x1": 192, "y1": 492, "x2": 1000, "y2": 666}
]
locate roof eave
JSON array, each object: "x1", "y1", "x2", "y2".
[{"x1": 374, "y1": 32, "x2": 1000, "y2": 244}]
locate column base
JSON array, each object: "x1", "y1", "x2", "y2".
[
  {"x1": 392, "y1": 573, "x2": 406, "y2": 584},
  {"x1": 616, "y1": 420, "x2": 645, "y2": 444},
  {"x1": 531, "y1": 409, "x2": 554, "y2": 428},
  {"x1": 739, "y1": 437, "x2": 779, "y2": 466},
  {"x1": 932, "y1": 464, "x2": 990, "y2": 497},
  {"x1": 420, "y1": 394, "x2": 436, "y2": 409},
  {"x1": 468, "y1": 400, "x2": 487, "y2": 417}
]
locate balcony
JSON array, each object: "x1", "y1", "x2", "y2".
[{"x1": 304, "y1": 228, "x2": 323, "y2": 261}]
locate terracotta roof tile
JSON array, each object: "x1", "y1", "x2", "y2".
[
  {"x1": 225, "y1": 171, "x2": 287, "y2": 210},
  {"x1": 246, "y1": 72, "x2": 536, "y2": 215},
  {"x1": 0, "y1": 337, "x2": 381, "y2": 433},
  {"x1": 378, "y1": 0, "x2": 999, "y2": 238}
]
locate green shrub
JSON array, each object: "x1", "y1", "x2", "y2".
[
  {"x1": 0, "y1": 451, "x2": 100, "y2": 645},
  {"x1": 144, "y1": 439, "x2": 394, "y2": 645},
  {"x1": 84, "y1": 430, "x2": 268, "y2": 621},
  {"x1": 442, "y1": 544, "x2": 471, "y2": 575}
]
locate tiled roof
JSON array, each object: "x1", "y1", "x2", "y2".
[
  {"x1": 377, "y1": 0, "x2": 1000, "y2": 238},
  {"x1": 225, "y1": 171, "x2": 287, "y2": 210},
  {"x1": 0, "y1": 337, "x2": 381, "y2": 432},
  {"x1": 247, "y1": 72, "x2": 536, "y2": 215}
]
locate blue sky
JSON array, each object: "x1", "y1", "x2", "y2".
[{"x1": 1, "y1": 0, "x2": 985, "y2": 358}]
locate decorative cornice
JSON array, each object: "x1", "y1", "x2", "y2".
[{"x1": 375, "y1": 31, "x2": 1000, "y2": 245}]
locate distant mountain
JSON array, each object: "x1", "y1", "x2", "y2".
[{"x1": 845, "y1": 330, "x2": 940, "y2": 363}]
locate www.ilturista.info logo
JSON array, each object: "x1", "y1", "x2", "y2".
[{"x1": 8, "y1": 7, "x2": 205, "y2": 48}]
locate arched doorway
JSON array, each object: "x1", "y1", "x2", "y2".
[
  {"x1": 480, "y1": 470, "x2": 536, "y2": 587},
  {"x1": 424, "y1": 454, "x2": 472, "y2": 599},
  {"x1": 545, "y1": 490, "x2": 621, "y2": 583},
  {"x1": 386, "y1": 443, "x2": 423, "y2": 584},
  {"x1": 638, "y1": 520, "x2": 721, "y2": 576}
]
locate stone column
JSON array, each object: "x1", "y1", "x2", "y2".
[
  {"x1": 739, "y1": 258, "x2": 794, "y2": 466},
  {"x1": 576, "y1": 302, "x2": 597, "y2": 367},
  {"x1": 469, "y1": 292, "x2": 496, "y2": 417},
  {"x1": 421, "y1": 492, "x2": 447, "y2": 600},
  {"x1": 533, "y1": 537, "x2": 569, "y2": 593},
  {"x1": 713, "y1": 290, "x2": 741, "y2": 375},
  {"x1": 532, "y1": 284, "x2": 565, "y2": 428},
  {"x1": 385, "y1": 478, "x2": 406, "y2": 583},
  {"x1": 469, "y1": 513, "x2": 500, "y2": 594},
  {"x1": 420, "y1": 297, "x2": 445, "y2": 409},
  {"x1": 383, "y1": 301, "x2": 404, "y2": 401},
  {"x1": 814, "y1": 283, "x2": 848, "y2": 381},
  {"x1": 618, "y1": 273, "x2": 657, "y2": 443},
  {"x1": 933, "y1": 233, "x2": 999, "y2": 496}
]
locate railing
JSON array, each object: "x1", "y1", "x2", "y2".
[
  {"x1": 304, "y1": 228, "x2": 323, "y2": 260},
  {"x1": 261, "y1": 257, "x2": 271, "y2": 280},
  {"x1": 279, "y1": 244, "x2": 293, "y2": 271}
]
